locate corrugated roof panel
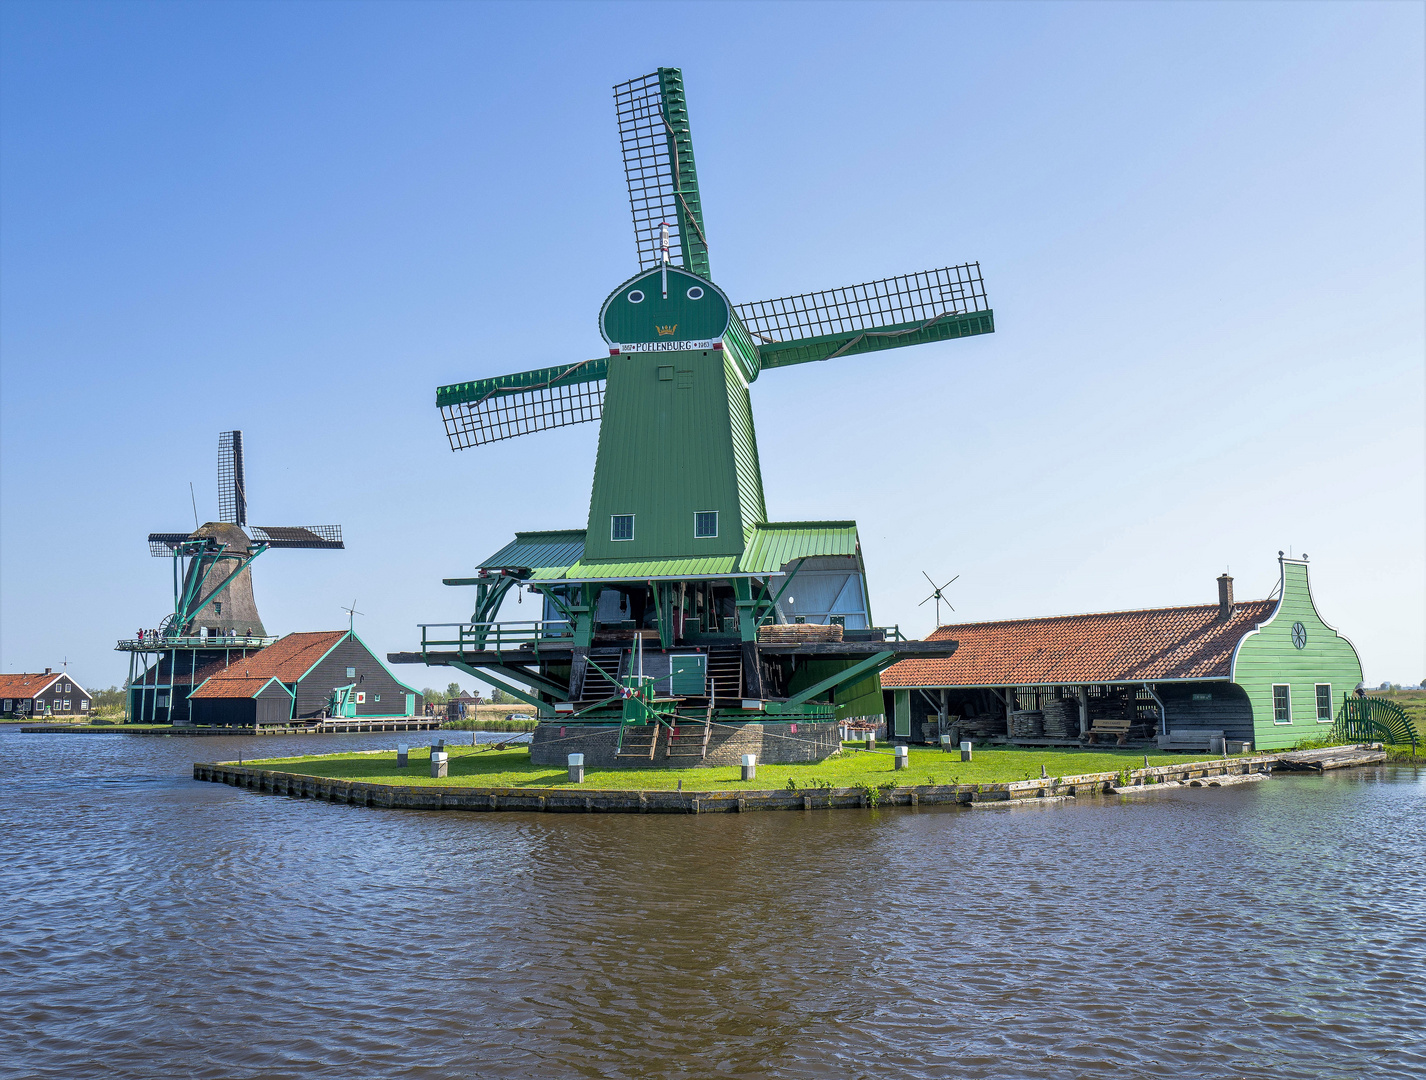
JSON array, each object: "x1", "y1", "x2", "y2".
[
  {"x1": 740, "y1": 521, "x2": 859, "y2": 573},
  {"x1": 560, "y1": 555, "x2": 742, "y2": 580},
  {"x1": 479, "y1": 530, "x2": 587, "y2": 571}
]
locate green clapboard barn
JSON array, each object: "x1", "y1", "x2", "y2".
[{"x1": 881, "y1": 555, "x2": 1364, "y2": 752}]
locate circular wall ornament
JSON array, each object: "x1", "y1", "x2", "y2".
[
  {"x1": 627, "y1": 290, "x2": 644, "y2": 304},
  {"x1": 1292, "y1": 621, "x2": 1307, "y2": 649},
  {"x1": 686, "y1": 286, "x2": 704, "y2": 300}
]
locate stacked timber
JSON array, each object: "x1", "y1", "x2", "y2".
[
  {"x1": 1009, "y1": 710, "x2": 1044, "y2": 738},
  {"x1": 757, "y1": 623, "x2": 844, "y2": 644},
  {"x1": 1040, "y1": 697, "x2": 1081, "y2": 739}
]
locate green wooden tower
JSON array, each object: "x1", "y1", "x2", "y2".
[{"x1": 397, "y1": 69, "x2": 991, "y2": 760}]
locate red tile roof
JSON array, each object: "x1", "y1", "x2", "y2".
[
  {"x1": 189, "y1": 631, "x2": 346, "y2": 700},
  {"x1": 0, "y1": 673, "x2": 60, "y2": 698},
  {"x1": 881, "y1": 600, "x2": 1277, "y2": 688}
]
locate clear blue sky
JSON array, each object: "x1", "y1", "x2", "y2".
[{"x1": 2, "y1": 1, "x2": 1422, "y2": 693}]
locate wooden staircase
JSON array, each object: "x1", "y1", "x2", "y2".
[
  {"x1": 615, "y1": 722, "x2": 661, "y2": 761},
  {"x1": 705, "y1": 645, "x2": 743, "y2": 705},
  {"x1": 577, "y1": 649, "x2": 626, "y2": 705},
  {"x1": 663, "y1": 713, "x2": 713, "y2": 762}
]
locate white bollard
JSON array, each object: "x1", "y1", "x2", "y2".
[
  {"x1": 960, "y1": 740, "x2": 973, "y2": 762},
  {"x1": 397, "y1": 744, "x2": 409, "y2": 768},
  {"x1": 430, "y1": 751, "x2": 448, "y2": 779},
  {"x1": 894, "y1": 745, "x2": 909, "y2": 770},
  {"x1": 940, "y1": 734, "x2": 953, "y2": 753},
  {"x1": 568, "y1": 752, "x2": 585, "y2": 784},
  {"x1": 741, "y1": 753, "x2": 757, "y2": 781}
]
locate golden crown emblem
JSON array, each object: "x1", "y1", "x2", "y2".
[{"x1": 655, "y1": 324, "x2": 678, "y2": 336}]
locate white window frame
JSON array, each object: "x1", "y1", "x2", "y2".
[
  {"x1": 611, "y1": 514, "x2": 635, "y2": 542},
  {"x1": 63, "y1": 699, "x2": 70, "y2": 710},
  {"x1": 694, "y1": 510, "x2": 718, "y2": 538},
  {"x1": 355, "y1": 692, "x2": 366, "y2": 704},
  {"x1": 81, "y1": 699, "x2": 89, "y2": 710},
  {"x1": 2, "y1": 699, "x2": 10, "y2": 711},
  {"x1": 1272, "y1": 684, "x2": 1291, "y2": 724},
  {"x1": 1315, "y1": 683, "x2": 1333, "y2": 722},
  {"x1": 346, "y1": 667, "x2": 356, "y2": 679}
]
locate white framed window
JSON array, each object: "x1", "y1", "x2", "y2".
[
  {"x1": 157, "y1": 694, "x2": 169, "y2": 707},
  {"x1": 81, "y1": 699, "x2": 89, "y2": 710},
  {"x1": 373, "y1": 694, "x2": 380, "y2": 703},
  {"x1": 1272, "y1": 684, "x2": 1291, "y2": 724},
  {"x1": 1315, "y1": 684, "x2": 1333, "y2": 722},
  {"x1": 611, "y1": 514, "x2": 634, "y2": 542},
  {"x1": 346, "y1": 667, "x2": 356, "y2": 679},
  {"x1": 63, "y1": 700, "x2": 70, "y2": 710},
  {"x1": 694, "y1": 510, "x2": 718, "y2": 538}
]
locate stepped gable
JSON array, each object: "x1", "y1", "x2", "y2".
[
  {"x1": 189, "y1": 631, "x2": 346, "y2": 699},
  {"x1": 883, "y1": 600, "x2": 1277, "y2": 688}
]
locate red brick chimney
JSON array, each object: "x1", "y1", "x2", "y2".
[{"x1": 1216, "y1": 574, "x2": 1234, "y2": 621}]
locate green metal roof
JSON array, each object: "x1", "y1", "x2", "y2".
[
  {"x1": 557, "y1": 555, "x2": 742, "y2": 581},
  {"x1": 740, "y1": 521, "x2": 860, "y2": 573},
  {"x1": 479, "y1": 530, "x2": 586, "y2": 572}
]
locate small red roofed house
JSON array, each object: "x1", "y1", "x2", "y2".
[
  {"x1": 0, "y1": 670, "x2": 92, "y2": 718},
  {"x1": 187, "y1": 630, "x2": 422, "y2": 726}
]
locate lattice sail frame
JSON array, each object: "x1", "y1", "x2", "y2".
[
  {"x1": 734, "y1": 263, "x2": 989, "y2": 345},
  {"x1": 217, "y1": 430, "x2": 247, "y2": 525},
  {"x1": 614, "y1": 70, "x2": 708, "y2": 277},
  {"x1": 441, "y1": 380, "x2": 606, "y2": 450}
]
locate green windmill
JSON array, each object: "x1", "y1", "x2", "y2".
[{"x1": 397, "y1": 69, "x2": 983, "y2": 761}]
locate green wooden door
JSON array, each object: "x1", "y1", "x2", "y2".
[
  {"x1": 670, "y1": 654, "x2": 707, "y2": 696},
  {"x1": 894, "y1": 690, "x2": 911, "y2": 737}
]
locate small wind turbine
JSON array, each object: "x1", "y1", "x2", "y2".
[
  {"x1": 341, "y1": 599, "x2": 365, "y2": 633},
  {"x1": 919, "y1": 572, "x2": 958, "y2": 627}
]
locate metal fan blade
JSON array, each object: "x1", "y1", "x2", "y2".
[
  {"x1": 437, "y1": 358, "x2": 608, "y2": 450},
  {"x1": 217, "y1": 430, "x2": 247, "y2": 526},
  {"x1": 923, "y1": 571, "x2": 938, "y2": 589},
  {"x1": 250, "y1": 526, "x2": 344, "y2": 550},
  {"x1": 613, "y1": 68, "x2": 709, "y2": 278},
  {"x1": 737, "y1": 263, "x2": 993, "y2": 370},
  {"x1": 148, "y1": 532, "x2": 195, "y2": 557}
]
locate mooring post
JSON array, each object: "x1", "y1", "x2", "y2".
[
  {"x1": 741, "y1": 753, "x2": 757, "y2": 782},
  {"x1": 568, "y1": 753, "x2": 585, "y2": 784},
  {"x1": 397, "y1": 744, "x2": 408, "y2": 768},
  {"x1": 940, "y1": 733, "x2": 953, "y2": 753},
  {"x1": 430, "y1": 751, "x2": 448, "y2": 779},
  {"x1": 960, "y1": 740, "x2": 973, "y2": 762},
  {"x1": 1040, "y1": 763, "x2": 1047, "y2": 778},
  {"x1": 895, "y1": 745, "x2": 909, "y2": 770}
]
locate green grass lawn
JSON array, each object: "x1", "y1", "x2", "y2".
[{"x1": 241, "y1": 743, "x2": 1247, "y2": 792}]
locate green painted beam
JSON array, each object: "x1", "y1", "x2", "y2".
[
  {"x1": 437, "y1": 358, "x2": 609, "y2": 409},
  {"x1": 449, "y1": 662, "x2": 553, "y2": 717},
  {"x1": 757, "y1": 309, "x2": 994, "y2": 371},
  {"x1": 658, "y1": 67, "x2": 709, "y2": 279},
  {"x1": 780, "y1": 650, "x2": 895, "y2": 708},
  {"x1": 482, "y1": 663, "x2": 570, "y2": 702}
]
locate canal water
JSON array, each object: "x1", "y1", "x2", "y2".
[{"x1": 0, "y1": 727, "x2": 1422, "y2": 1080}]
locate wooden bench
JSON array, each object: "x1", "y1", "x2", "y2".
[
  {"x1": 1086, "y1": 716, "x2": 1132, "y2": 746},
  {"x1": 1156, "y1": 728, "x2": 1225, "y2": 752}
]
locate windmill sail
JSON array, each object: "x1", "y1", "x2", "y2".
[
  {"x1": 249, "y1": 526, "x2": 344, "y2": 549},
  {"x1": 218, "y1": 430, "x2": 247, "y2": 525},
  {"x1": 438, "y1": 358, "x2": 607, "y2": 450},
  {"x1": 735, "y1": 263, "x2": 993, "y2": 370},
  {"x1": 614, "y1": 68, "x2": 709, "y2": 278}
]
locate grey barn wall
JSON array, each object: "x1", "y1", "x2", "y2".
[
  {"x1": 1156, "y1": 682, "x2": 1255, "y2": 740},
  {"x1": 296, "y1": 637, "x2": 420, "y2": 718},
  {"x1": 255, "y1": 683, "x2": 294, "y2": 725},
  {"x1": 190, "y1": 697, "x2": 258, "y2": 726}
]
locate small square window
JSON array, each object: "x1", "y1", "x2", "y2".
[
  {"x1": 657, "y1": 366, "x2": 674, "y2": 381},
  {"x1": 676, "y1": 369, "x2": 694, "y2": 389},
  {"x1": 1272, "y1": 684, "x2": 1291, "y2": 723},
  {"x1": 213, "y1": 602, "x2": 221, "y2": 616},
  {"x1": 355, "y1": 692, "x2": 366, "y2": 704},
  {"x1": 611, "y1": 514, "x2": 634, "y2": 542},
  {"x1": 793, "y1": 616, "x2": 807, "y2": 624},
  {"x1": 829, "y1": 615, "x2": 846, "y2": 627},
  {"x1": 1315, "y1": 684, "x2": 1332, "y2": 722},
  {"x1": 694, "y1": 511, "x2": 718, "y2": 538},
  {"x1": 374, "y1": 694, "x2": 380, "y2": 703},
  {"x1": 346, "y1": 667, "x2": 356, "y2": 679}
]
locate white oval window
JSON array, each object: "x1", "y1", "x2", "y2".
[
  {"x1": 627, "y1": 290, "x2": 644, "y2": 304},
  {"x1": 686, "y1": 286, "x2": 704, "y2": 300}
]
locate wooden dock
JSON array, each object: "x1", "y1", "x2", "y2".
[{"x1": 1275, "y1": 745, "x2": 1388, "y2": 771}]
